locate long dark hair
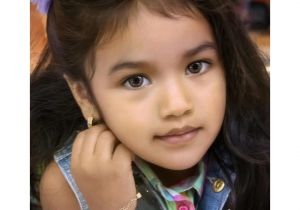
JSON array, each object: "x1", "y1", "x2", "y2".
[{"x1": 31, "y1": 0, "x2": 270, "y2": 209}]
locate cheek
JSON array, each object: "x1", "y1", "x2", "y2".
[
  {"x1": 95, "y1": 94, "x2": 153, "y2": 144},
  {"x1": 193, "y1": 73, "x2": 226, "y2": 132},
  {"x1": 202, "y1": 82, "x2": 226, "y2": 134}
]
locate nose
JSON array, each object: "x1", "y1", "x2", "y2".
[{"x1": 159, "y1": 79, "x2": 193, "y2": 119}]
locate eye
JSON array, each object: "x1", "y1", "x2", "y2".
[
  {"x1": 186, "y1": 60, "x2": 210, "y2": 75},
  {"x1": 123, "y1": 74, "x2": 151, "y2": 89}
]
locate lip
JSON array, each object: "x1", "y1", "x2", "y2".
[{"x1": 155, "y1": 126, "x2": 200, "y2": 145}]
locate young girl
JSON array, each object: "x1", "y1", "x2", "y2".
[{"x1": 30, "y1": 0, "x2": 270, "y2": 210}]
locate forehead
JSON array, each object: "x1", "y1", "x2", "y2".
[
  {"x1": 101, "y1": 7, "x2": 212, "y2": 46},
  {"x1": 129, "y1": 8, "x2": 212, "y2": 45},
  {"x1": 94, "y1": 8, "x2": 215, "y2": 72}
]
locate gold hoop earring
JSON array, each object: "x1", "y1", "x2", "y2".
[{"x1": 87, "y1": 117, "x2": 93, "y2": 128}]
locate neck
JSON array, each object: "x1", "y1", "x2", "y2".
[{"x1": 148, "y1": 163, "x2": 198, "y2": 187}]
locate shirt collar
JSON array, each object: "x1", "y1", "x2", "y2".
[{"x1": 134, "y1": 158, "x2": 206, "y2": 201}]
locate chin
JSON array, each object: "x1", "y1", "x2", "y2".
[{"x1": 159, "y1": 155, "x2": 203, "y2": 170}]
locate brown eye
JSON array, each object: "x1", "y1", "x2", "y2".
[
  {"x1": 123, "y1": 74, "x2": 151, "y2": 89},
  {"x1": 186, "y1": 60, "x2": 210, "y2": 75},
  {"x1": 128, "y1": 76, "x2": 143, "y2": 87}
]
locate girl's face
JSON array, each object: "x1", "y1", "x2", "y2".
[{"x1": 91, "y1": 9, "x2": 226, "y2": 170}]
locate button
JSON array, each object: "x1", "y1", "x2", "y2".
[
  {"x1": 212, "y1": 178, "x2": 225, "y2": 192},
  {"x1": 177, "y1": 200, "x2": 192, "y2": 210},
  {"x1": 178, "y1": 204, "x2": 189, "y2": 210}
]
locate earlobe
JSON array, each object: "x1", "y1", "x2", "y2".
[{"x1": 63, "y1": 74, "x2": 101, "y2": 122}]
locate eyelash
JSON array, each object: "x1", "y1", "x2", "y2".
[
  {"x1": 122, "y1": 73, "x2": 150, "y2": 90},
  {"x1": 122, "y1": 60, "x2": 211, "y2": 89},
  {"x1": 186, "y1": 59, "x2": 211, "y2": 76}
]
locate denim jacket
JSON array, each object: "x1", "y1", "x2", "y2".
[{"x1": 54, "y1": 138, "x2": 234, "y2": 210}]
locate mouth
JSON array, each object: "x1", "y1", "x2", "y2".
[{"x1": 155, "y1": 126, "x2": 201, "y2": 145}]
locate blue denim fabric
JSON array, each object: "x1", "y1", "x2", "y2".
[
  {"x1": 54, "y1": 144, "x2": 89, "y2": 210},
  {"x1": 54, "y1": 138, "x2": 234, "y2": 210},
  {"x1": 199, "y1": 159, "x2": 234, "y2": 210}
]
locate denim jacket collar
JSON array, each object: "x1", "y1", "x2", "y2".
[
  {"x1": 54, "y1": 134, "x2": 235, "y2": 210},
  {"x1": 134, "y1": 154, "x2": 235, "y2": 210}
]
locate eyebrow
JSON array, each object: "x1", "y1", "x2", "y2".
[
  {"x1": 108, "y1": 61, "x2": 148, "y2": 76},
  {"x1": 108, "y1": 41, "x2": 217, "y2": 75},
  {"x1": 183, "y1": 41, "x2": 217, "y2": 58}
]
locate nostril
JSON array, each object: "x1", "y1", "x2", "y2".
[
  {"x1": 159, "y1": 83, "x2": 193, "y2": 118},
  {"x1": 161, "y1": 104, "x2": 193, "y2": 119}
]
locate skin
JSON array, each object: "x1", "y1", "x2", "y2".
[
  {"x1": 40, "y1": 8, "x2": 226, "y2": 210},
  {"x1": 90, "y1": 8, "x2": 226, "y2": 180}
]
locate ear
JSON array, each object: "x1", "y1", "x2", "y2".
[{"x1": 64, "y1": 74, "x2": 100, "y2": 121}]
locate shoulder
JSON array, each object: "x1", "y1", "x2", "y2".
[{"x1": 39, "y1": 161, "x2": 80, "y2": 210}]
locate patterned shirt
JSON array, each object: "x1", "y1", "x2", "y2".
[{"x1": 134, "y1": 158, "x2": 206, "y2": 210}]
